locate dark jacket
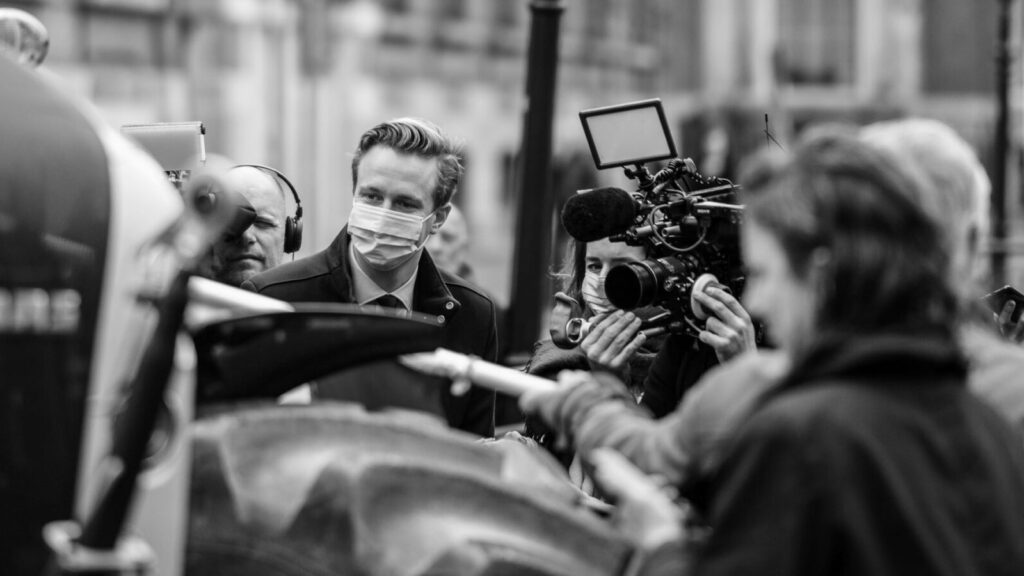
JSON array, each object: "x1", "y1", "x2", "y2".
[
  {"x1": 692, "y1": 332, "x2": 1024, "y2": 576},
  {"x1": 641, "y1": 332, "x2": 719, "y2": 418},
  {"x1": 242, "y1": 227, "x2": 498, "y2": 437}
]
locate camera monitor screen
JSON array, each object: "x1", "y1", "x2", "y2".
[
  {"x1": 121, "y1": 121, "x2": 206, "y2": 172},
  {"x1": 579, "y1": 99, "x2": 676, "y2": 169}
]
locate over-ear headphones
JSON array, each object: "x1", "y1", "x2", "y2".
[{"x1": 233, "y1": 164, "x2": 303, "y2": 253}]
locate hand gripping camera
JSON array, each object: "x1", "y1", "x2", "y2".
[{"x1": 559, "y1": 99, "x2": 746, "y2": 342}]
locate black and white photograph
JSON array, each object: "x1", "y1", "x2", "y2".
[{"x1": 3, "y1": 1, "x2": 1024, "y2": 575}]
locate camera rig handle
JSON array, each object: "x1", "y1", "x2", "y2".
[
  {"x1": 651, "y1": 158, "x2": 696, "y2": 189},
  {"x1": 628, "y1": 157, "x2": 739, "y2": 205},
  {"x1": 624, "y1": 158, "x2": 699, "y2": 195},
  {"x1": 623, "y1": 163, "x2": 657, "y2": 193},
  {"x1": 554, "y1": 309, "x2": 679, "y2": 350}
]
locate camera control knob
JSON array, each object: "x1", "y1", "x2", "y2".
[
  {"x1": 691, "y1": 273, "x2": 724, "y2": 320},
  {"x1": 565, "y1": 317, "x2": 591, "y2": 345}
]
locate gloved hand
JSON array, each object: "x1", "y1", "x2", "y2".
[
  {"x1": 588, "y1": 448, "x2": 686, "y2": 550},
  {"x1": 519, "y1": 370, "x2": 632, "y2": 450}
]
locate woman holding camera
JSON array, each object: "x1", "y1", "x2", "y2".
[
  {"x1": 523, "y1": 231, "x2": 754, "y2": 486},
  {"x1": 525, "y1": 237, "x2": 659, "y2": 396},
  {"x1": 523, "y1": 236, "x2": 663, "y2": 477},
  {"x1": 523, "y1": 131, "x2": 1024, "y2": 574},
  {"x1": 526, "y1": 234, "x2": 755, "y2": 406}
]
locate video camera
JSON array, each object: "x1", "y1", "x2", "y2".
[
  {"x1": 556, "y1": 99, "x2": 745, "y2": 345},
  {"x1": 121, "y1": 122, "x2": 256, "y2": 238}
]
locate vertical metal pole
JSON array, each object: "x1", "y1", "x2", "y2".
[
  {"x1": 992, "y1": 0, "x2": 1012, "y2": 286},
  {"x1": 504, "y1": 0, "x2": 564, "y2": 362}
]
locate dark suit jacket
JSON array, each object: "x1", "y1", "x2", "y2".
[
  {"x1": 641, "y1": 332, "x2": 719, "y2": 419},
  {"x1": 242, "y1": 226, "x2": 498, "y2": 436}
]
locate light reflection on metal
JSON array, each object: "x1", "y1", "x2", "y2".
[{"x1": 0, "y1": 8, "x2": 49, "y2": 68}]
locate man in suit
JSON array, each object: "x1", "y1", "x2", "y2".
[
  {"x1": 209, "y1": 165, "x2": 289, "y2": 287},
  {"x1": 242, "y1": 118, "x2": 497, "y2": 436}
]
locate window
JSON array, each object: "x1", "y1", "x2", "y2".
[
  {"x1": 585, "y1": 0, "x2": 612, "y2": 39},
  {"x1": 80, "y1": 0, "x2": 168, "y2": 11},
  {"x1": 655, "y1": 0, "x2": 701, "y2": 91},
  {"x1": 493, "y1": 0, "x2": 519, "y2": 27},
  {"x1": 380, "y1": 0, "x2": 409, "y2": 14},
  {"x1": 923, "y1": 0, "x2": 997, "y2": 93},
  {"x1": 776, "y1": 0, "x2": 856, "y2": 85},
  {"x1": 437, "y1": 0, "x2": 466, "y2": 21},
  {"x1": 81, "y1": 9, "x2": 163, "y2": 67}
]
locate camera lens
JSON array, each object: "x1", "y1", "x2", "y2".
[
  {"x1": 606, "y1": 262, "x2": 655, "y2": 309},
  {"x1": 606, "y1": 257, "x2": 693, "y2": 310}
]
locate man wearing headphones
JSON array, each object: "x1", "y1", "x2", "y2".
[{"x1": 210, "y1": 164, "x2": 302, "y2": 286}]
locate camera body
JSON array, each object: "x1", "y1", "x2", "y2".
[
  {"x1": 122, "y1": 122, "x2": 206, "y2": 191},
  {"x1": 121, "y1": 122, "x2": 256, "y2": 238},
  {"x1": 574, "y1": 99, "x2": 746, "y2": 339},
  {"x1": 604, "y1": 159, "x2": 744, "y2": 336}
]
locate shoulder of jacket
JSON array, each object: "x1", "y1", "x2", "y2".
[
  {"x1": 248, "y1": 251, "x2": 333, "y2": 292},
  {"x1": 441, "y1": 271, "x2": 495, "y2": 310}
]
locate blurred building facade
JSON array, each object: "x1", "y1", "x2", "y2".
[{"x1": 13, "y1": 0, "x2": 1024, "y2": 302}]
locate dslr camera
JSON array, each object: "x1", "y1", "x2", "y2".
[{"x1": 555, "y1": 99, "x2": 745, "y2": 346}]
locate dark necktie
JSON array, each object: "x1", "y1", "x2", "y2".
[{"x1": 371, "y1": 294, "x2": 404, "y2": 309}]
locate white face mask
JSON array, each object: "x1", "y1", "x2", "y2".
[
  {"x1": 348, "y1": 202, "x2": 435, "y2": 271},
  {"x1": 581, "y1": 270, "x2": 615, "y2": 315}
]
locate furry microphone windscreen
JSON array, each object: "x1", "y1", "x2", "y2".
[{"x1": 560, "y1": 187, "x2": 637, "y2": 242}]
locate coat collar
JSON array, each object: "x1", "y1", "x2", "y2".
[
  {"x1": 325, "y1": 226, "x2": 461, "y2": 324},
  {"x1": 779, "y1": 329, "x2": 967, "y2": 392}
]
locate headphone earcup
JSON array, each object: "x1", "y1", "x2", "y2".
[
  {"x1": 284, "y1": 214, "x2": 302, "y2": 253},
  {"x1": 292, "y1": 216, "x2": 303, "y2": 252},
  {"x1": 232, "y1": 163, "x2": 302, "y2": 253}
]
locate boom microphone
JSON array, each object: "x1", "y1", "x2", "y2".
[{"x1": 560, "y1": 187, "x2": 637, "y2": 242}]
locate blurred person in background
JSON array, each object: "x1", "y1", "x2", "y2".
[
  {"x1": 244, "y1": 118, "x2": 497, "y2": 437},
  {"x1": 424, "y1": 202, "x2": 523, "y2": 426},
  {"x1": 208, "y1": 165, "x2": 293, "y2": 287},
  {"x1": 862, "y1": 118, "x2": 1024, "y2": 429},
  {"x1": 425, "y1": 202, "x2": 474, "y2": 281},
  {"x1": 526, "y1": 131, "x2": 1024, "y2": 575}
]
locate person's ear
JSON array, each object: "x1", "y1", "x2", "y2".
[
  {"x1": 430, "y1": 203, "x2": 452, "y2": 234},
  {"x1": 809, "y1": 247, "x2": 831, "y2": 268},
  {"x1": 965, "y1": 223, "x2": 980, "y2": 261},
  {"x1": 807, "y1": 247, "x2": 833, "y2": 311}
]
